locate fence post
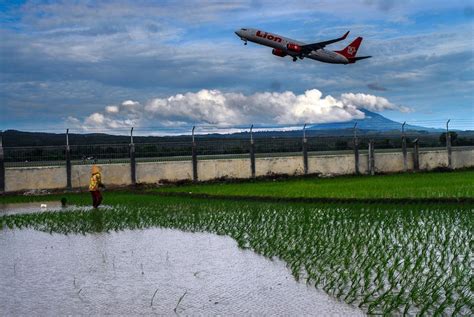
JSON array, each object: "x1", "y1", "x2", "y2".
[
  {"x1": 446, "y1": 119, "x2": 452, "y2": 169},
  {"x1": 249, "y1": 125, "x2": 256, "y2": 178},
  {"x1": 353, "y1": 123, "x2": 359, "y2": 175},
  {"x1": 402, "y1": 121, "x2": 407, "y2": 172},
  {"x1": 0, "y1": 132, "x2": 4, "y2": 193},
  {"x1": 368, "y1": 140, "x2": 375, "y2": 175},
  {"x1": 302, "y1": 123, "x2": 308, "y2": 175},
  {"x1": 130, "y1": 127, "x2": 136, "y2": 186},
  {"x1": 65, "y1": 129, "x2": 72, "y2": 190},
  {"x1": 413, "y1": 138, "x2": 419, "y2": 171},
  {"x1": 192, "y1": 126, "x2": 198, "y2": 182}
]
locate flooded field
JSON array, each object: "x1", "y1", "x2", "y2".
[
  {"x1": 1, "y1": 194, "x2": 473, "y2": 315},
  {"x1": 0, "y1": 227, "x2": 361, "y2": 315}
]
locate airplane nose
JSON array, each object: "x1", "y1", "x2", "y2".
[{"x1": 235, "y1": 30, "x2": 241, "y2": 37}]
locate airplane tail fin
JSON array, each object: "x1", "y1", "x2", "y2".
[{"x1": 335, "y1": 37, "x2": 363, "y2": 60}]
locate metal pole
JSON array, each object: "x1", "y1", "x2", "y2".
[
  {"x1": 302, "y1": 123, "x2": 308, "y2": 175},
  {"x1": 192, "y1": 126, "x2": 198, "y2": 182},
  {"x1": 250, "y1": 124, "x2": 256, "y2": 178},
  {"x1": 0, "y1": 132, "x2": 4, "y2": 193},
  {"x1": 66, "y1": 129, "x2": 72, "y2": 190},
  {"x1": 413, "y1": 138, "x2": 420, "y2": 171},
  {"x1": 130, "y1": 127, "x2": 136, "y2": 185},
  {"x1": 402, "y1": 121, "x2": 407, "y2": 172},
  {"x1": 446, "y1": 119, "x2": 452, "y2": 169},
  {"x1": 353, "y1": 123, "x2": 359, "y2": 175},
  {"x1": 368, "y1": 140, "x2": 375, "y2": 175}
]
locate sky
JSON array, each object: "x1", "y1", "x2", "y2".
[{"x1": 0, "y1": 0, "x2": 473, "y2": 134}]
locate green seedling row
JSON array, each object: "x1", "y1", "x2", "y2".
[{"x1": 154, "y1": 169, "x2": 474, "y2": 199}]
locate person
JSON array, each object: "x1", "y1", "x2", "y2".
[{"x1": 89, "y1": 165, "x2": 105, "y2": 208}]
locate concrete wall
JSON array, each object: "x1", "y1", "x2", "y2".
[
  {"x1": 5, "y1": 166, "x2": 66, "y2": 192},
  {"x1": 419, "y1": 150, "x2": 448, "y2": 170},
  {"x1": 374, "y1": 152, "x2": 414, "y2": 173},
  {"x1": 308, "y1": 154, "x2": 356, "y2": 176},
  {"x1": 3, "y1": 148, "x2": 473, "y2": 193},
  {"x1": 452, "y1": 149, "x2": 474, "y2": 169},
  {"x1": 198, "y1": 159, "x2": 251, "y2": 181},
  {"x1": 256, "y1": 156, "x2": 304, "y2": 177},
  {"x1": 137, "y1": 161, "x2": 193, "y2": 183}
]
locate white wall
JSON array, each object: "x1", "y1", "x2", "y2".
[{"x1": 4, "y1": 148, "x2": 473, "y2": 193}]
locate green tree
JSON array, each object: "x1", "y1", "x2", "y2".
[{"x1": 439, "y1": 132, "x2": 458, "y2": 144}]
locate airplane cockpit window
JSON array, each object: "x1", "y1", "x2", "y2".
[{"x1": 241, "y1": 28, "x2": 247, "y2": 31}]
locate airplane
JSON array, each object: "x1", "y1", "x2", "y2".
[{"x1": 234, "y1": 28, "x2": 371, "y2": 64}]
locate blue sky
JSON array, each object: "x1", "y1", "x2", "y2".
[{"x1": 1, "y1": 0, "x2": 473, "y2": 133}]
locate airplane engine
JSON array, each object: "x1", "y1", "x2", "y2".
[
  {"x1": 272, "y1": 48, "x2": 287, "y2": 57},
  {"x1": 286, "y1": 43, "x2": 302, "y2": 53}
]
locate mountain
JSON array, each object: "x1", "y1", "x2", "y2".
[
  {"x1": 2, "y1": 110, "x2": 460, "y2": 147},
  {"x1": 309, "y1": 109, "x2": 442, "y2": 132}
]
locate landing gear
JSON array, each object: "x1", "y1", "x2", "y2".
[
  {"x1": 241, "y1": 38, "x2": 247, "y2": 45},
  {"x1": 244, "y1": 41, "x2": 247, "y2": 45},
  {"x1": 292, "y1": 56, "x2": 297, "y2": 62}
]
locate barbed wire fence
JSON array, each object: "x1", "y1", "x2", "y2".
[{"x1": 1, "y1": 119, "x2": 473, "y2": 191}]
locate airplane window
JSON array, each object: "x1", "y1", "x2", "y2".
[{"x1": 241, "y1": 28, "x2": 247, "y2": 31}]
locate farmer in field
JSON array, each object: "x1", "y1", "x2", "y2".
[{"x1": 89, "y1": 165, "x2": 105, "y2": 208}]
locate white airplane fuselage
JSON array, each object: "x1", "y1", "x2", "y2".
[{"x1": 235, "y1": 28, "x2": 349, "y2": 64}]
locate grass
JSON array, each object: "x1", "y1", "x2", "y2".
[
  {"x1": 1, "y1": 193, "x2": 473, "y2": 315},
  {"x1": 153, "y1": 169, "x2": 474, "y2": 200}
]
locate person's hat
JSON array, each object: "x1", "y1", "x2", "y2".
[{"x1": 91, "y1": 165, "x2": 100, "y2": 174}]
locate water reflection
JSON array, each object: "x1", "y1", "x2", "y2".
[
  {"x1": 1, "y1": 199, "x2": 473, "y2": 315},
  {"x1": 0, "y1": 228, "x2": 362, "y2": 316}
]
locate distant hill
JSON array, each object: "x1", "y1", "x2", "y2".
[
  {"x1": 309, "y1": 109, "x2": 442, "y2": 132},
  {"x1": 1, "y1": 130, "x2": 190, "y2": 147},
  {"x1": 2, "y1": 110, "x2": 471, "y2": 147}
]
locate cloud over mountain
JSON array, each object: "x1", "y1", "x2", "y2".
[{"x1": 69, "y1": 89, "x2": 410, "y2": 131}]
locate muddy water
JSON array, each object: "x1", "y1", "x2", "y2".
[{"x1": 0, "y1": 228, "x2": 363, "y2": 316}]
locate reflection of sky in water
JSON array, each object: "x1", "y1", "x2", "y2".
[{"x1": 0, "y1": 228, "x2": 362, "y2": 316}]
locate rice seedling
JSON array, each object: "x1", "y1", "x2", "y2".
[
  {"x1": 1, "y1": 193, "x2": 472, "y2": 315},
  {"x1": 154, "y1": 169, "x2": 474, "y2": 200}
]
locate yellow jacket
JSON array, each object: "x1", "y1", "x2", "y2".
[{"x1": 89, "y1": 166, "x2": 103, "y2": 191}]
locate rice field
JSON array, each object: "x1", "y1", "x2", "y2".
[
  {"x1": 1, "y1": 194, "x2": 472, "y2": 315},
  {"x1": 154, "y1": 169, "x2": 474, "y2": 199}
]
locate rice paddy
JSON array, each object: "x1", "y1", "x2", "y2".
[
  {"x1": 154, "y1": 169, "x2": 474, "y2": 200},
  {"x1": 1, "y1": 193, "x2": 472, "y2": 315}
]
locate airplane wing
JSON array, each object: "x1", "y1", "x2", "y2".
[{"x1": 301, "y1": 31, "x2": 350, "y2": 54}]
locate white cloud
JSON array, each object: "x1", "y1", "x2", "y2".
[
  {"x1": 69, "y1": 89, "x2": 410, "y2": 131},
  {"x1": 105, "y1": 105, "x2": 119, "y2": 113},
  {"x1": 341, "y1": 93, "x2": 411, "y2": 112},
  {"x1": 85, "y1": 113, "x2": 105, "y2": 125}
]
